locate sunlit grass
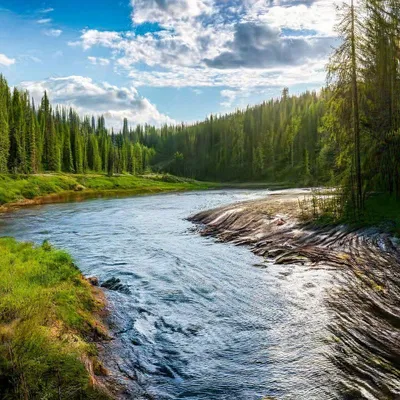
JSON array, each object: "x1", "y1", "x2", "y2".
[
  {"x1": 0, "y1": 173, "x2": 214, "y2": 206},
  {"x1": 0, "y1": 238, "x2": 110, "y2": 399}
]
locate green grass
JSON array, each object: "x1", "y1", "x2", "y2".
[
  {"x1": 0, "y1": 238, "x2": 110, "y2": 400},
  {"x1": 0, "y1": 173, "x2": 215, "y2": 206},
  {"x1": 306, "y1": 192, "x2": 400, "y2": 235},
  {"x1": 356, "y1": 193, "x2": 400, "y2": 234}
]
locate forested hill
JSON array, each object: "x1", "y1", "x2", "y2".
[
  {"x1": 0, "y1": 75, "x2": 156, "y2": 176},
  {"x1": 146, "y1": 89, "x2": 329, "y2": 184},
  {"x1": 0, "y1": 73, "x2": 331, "y2": 184},
  {"x1": 1, "y1": 0, "x2": 400, "y2": 204}
]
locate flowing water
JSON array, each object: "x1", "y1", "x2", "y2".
[{"x1": 0, "y1": 190, "x2": 339, "y2": 399}]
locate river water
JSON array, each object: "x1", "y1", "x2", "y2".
[{"x1": 0, "y1": 190, "x2": 339, "y2": 399}]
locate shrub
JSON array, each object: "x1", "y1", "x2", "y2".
[{"x1": 21, "y1": 184, "x2": 40, "y2": 199}]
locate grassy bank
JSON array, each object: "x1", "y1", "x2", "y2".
[
  {"x1": 0, "y1": 238, "x2": 111, "y2": 400},
  {"x1": 299, "y1": 191, "x2": 400, "y2": 236},
  {"x1": 0, "y1": 173, "x2": 215, "y2": 208}
]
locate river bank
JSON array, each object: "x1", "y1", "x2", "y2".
[
  {"x1": 0, "y1": 188, "x2": 338, "y2": 399},
  {"x1": 0, "y1": 238, "x2": 116, "y2": 399},
  {"x1": 2, "y1": 187, "x2": 398, "y2": 399},
  {"x1": 0, "y1": 173, "x2": 215, "y2": 211},
  {"x1": 189, "y1": 190, "x2": 400, "y2": 399}
]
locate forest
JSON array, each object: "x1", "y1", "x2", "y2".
[{"x1": 0, "y1": 0, "x2": 399, "y2": 216}]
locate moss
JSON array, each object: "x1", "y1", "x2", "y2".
[{"x1": 0, "y1": 238, "x2": 111, "y2": 400}]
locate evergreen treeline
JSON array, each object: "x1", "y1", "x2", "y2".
[
  {"x1": 142, "y1": 0, "x2": 400, "y2": 215},
  {"x1": 1, "y1": 0, "x2": 399, "y2": 216},
  {"x1": 324, "y1": 0, "x2": 400, "y2": 212},
  {"x1": 145, "y1": 89, "x2": 328, "y2": 184},
  {"x1": 0, "y1": 76, "x2": 155, "y2": 176}
]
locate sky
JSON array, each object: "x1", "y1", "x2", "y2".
[{"x1": 0, "y1": 0, "x2": 339, "y2": 129}]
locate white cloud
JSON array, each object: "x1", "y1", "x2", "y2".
[
  {"x1": 0, "y1": 53, "x2": 16, "y2": 66},
  {"x1": 43, "y1": 29, "x2": 63, "y2": 37},
  {"x1": 69, "y1": 30, "x2": 122, "y2": 50},
  {"x1": 40, "y1": 7, "x2": 54, "y2": 13},
  {"x1": 72, "y1": 1, "x2": 336, "y2": 67},
  {"x1": 37, "y1": 18, "x2": 52, "y2": 24},
  {"x1": 244, "y1": 0, "x2": 337, "y2": 37},
  {"x1": 19, "y1": 76, "x2": 175, "y2": 129},
  {"x1": 220, "y1": 89, "x2": 239, "y2": 108},
  {"x1": 131, "y1": 0, "x2": 213, "y2": 24},
  {"x1": 126, "y1": 57, "x2": 327, "y2": 88},
  {"x1": 88, "y1": 56, "x2": 110, "y2": 66},
  {"x1": 68, "y1": 0, "x2": 336, "y2": 105}
]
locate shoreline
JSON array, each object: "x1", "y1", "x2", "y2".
[
  {"x1": 0, "y1": 238, "x2": 116, "y2": 399},
  {"x1": 0, "y1": 173, "x2": 217, "y2": 212},
  {"x1": 189, "y1": 191, "x2": 400, "y2": 399},
  {"x1": 0, "y1": 187, "x2": 206, "y2": 212},
  {"x1": 3, "y1": 186, "x2": 398, "y2": 399}
]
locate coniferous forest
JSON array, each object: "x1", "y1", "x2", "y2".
[
  {"x1": 1, "y1": 1, "x2": 400, "y2": 399},
  {"x1": 0, "y1": 0, "x2": 399, "y2": 215}
]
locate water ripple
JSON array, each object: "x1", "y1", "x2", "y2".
[{"x1": 0, "y1": 190, "x2": 338, "y2": 399}]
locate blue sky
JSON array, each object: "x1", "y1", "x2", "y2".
[{"x1": 0, "y1": 0, "x2": 338, "y2": 129}]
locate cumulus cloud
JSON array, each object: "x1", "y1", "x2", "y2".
[
  {"x1": 43, "y1": 29, "x2": 63, "y2": 37},
  {"x1": 131, "y1": 0, "x2": 213, "y2": 24},
  {"x1": 71, "y1": 0, "x2": 336, "y2": 69},
  {"x1": 19, "y1": 76, "x2": 175, "y2": 129},
  {"x1": 0, "y1": 53, "x2": 16, "y2": 66},
  {"x1": 67, "y1": 0, "x2": 337, "y2": 107},
  {"x1": 127, "y1": 58, "x2": 327, "y2": 88},
  {"x1": 204, "y1": 22, "x2": 334, "y2": 69},
  {"x1": 88, "y1": 56, "x2": 110, "y2": 66},
  {"x1": 69, "y1": 30, "x2": 122, "y2": 50},
  {"x1": 220, "y1": 89, "x2": 239, "y2": 108},
  {"x1": 243, "y1": 0, "x2": 336, "y2": 36}
]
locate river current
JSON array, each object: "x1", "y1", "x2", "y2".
[{"x1": 0, "y1": 190, "x2": 339, "y2": 399}]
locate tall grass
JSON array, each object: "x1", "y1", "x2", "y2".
[
  {"x1": 298, "y1": 189, "x2": 400, "y2": 235},
  {"x1": 0, "y1": 238, "x2": 110, "y2": 399}
]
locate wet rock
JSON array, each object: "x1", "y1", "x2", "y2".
[
  {"x1": 101, "y1": 277, "x2": 131, "y2": 294},
  {"x1": 87, "y1": 276, "x2": 99, "y2": 286}
]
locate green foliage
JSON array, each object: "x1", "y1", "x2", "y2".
[
  {"x1": 0, "y1": 173, "x2": 213, "y2": 206},
  {"x1": 0, "y1": 238, "x2": 110, "y2": 400},
  {"x1": 0, "y1": 0, "x2": 399, "y2": 222},
  {"x1": 0, "y1": 75, "x2": 155, "y2": 176},
  {"x1": 147, "y1": 90, "x2": 327, "y2": 184}
]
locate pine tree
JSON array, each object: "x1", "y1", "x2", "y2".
[
  {"x1": 0, "y1": 106, "x2": 9, "y2": 173},
  {"x1": 327, "y1": 0, "x2": 363, "y2": 211}
]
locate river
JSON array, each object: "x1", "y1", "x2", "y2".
[{"x1": 0, "y1": 190, "x2": 340, "y2": 400}]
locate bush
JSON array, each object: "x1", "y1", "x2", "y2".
[{"x1": 21, "y1": 184, "x2": 40, "y2": 199}]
